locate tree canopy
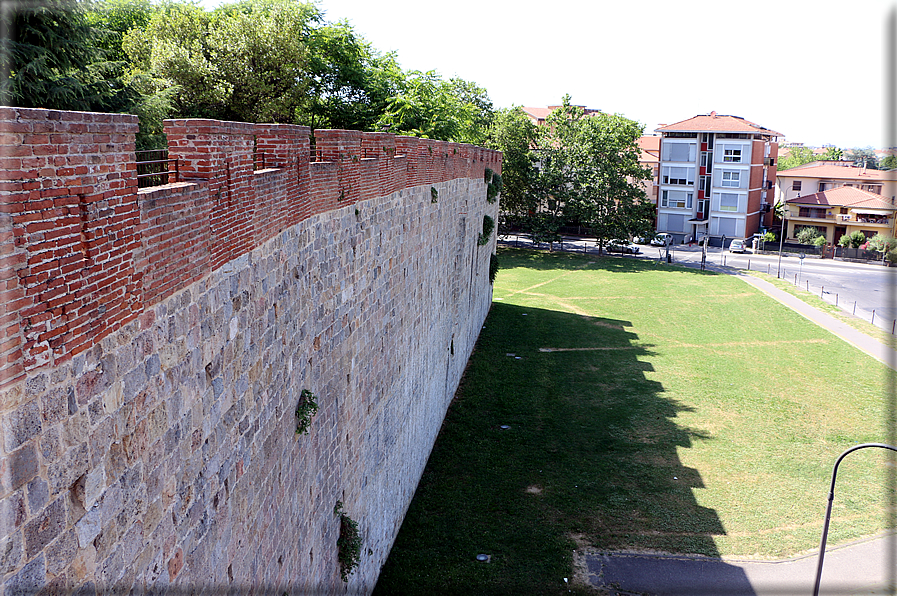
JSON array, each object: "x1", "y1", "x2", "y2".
[
  {"x1": 489, "y1": 97, "x2": 653, "y2": 247},
  {"x1": 3, "y1": 0, "x2": 494, "y2": 149}
]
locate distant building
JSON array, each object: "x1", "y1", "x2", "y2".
[
  {"x1": 519, "y1": 105, "x2": 601, "y2": 127},
  {"x1": 637, "y1": 135, "x2": 660, "y2": 211},
  {"x1": 775, "y1": 161, "x2": 897, "y2": 206},
  {"x1": 655, "y1": 112, "x2": 781, "y2": 244},
  {"x1": 784, "y1": 186, "x2": 897, "y2": 243}
]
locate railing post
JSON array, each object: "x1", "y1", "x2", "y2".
[{"x1": 813, "y1": 443, "x2": 897, "y2": 596}]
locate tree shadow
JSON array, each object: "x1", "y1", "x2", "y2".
[{"x1": 375, "y1": 300, "x2": 749, "y2": 594}]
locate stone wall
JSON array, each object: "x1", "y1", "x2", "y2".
[{"x1": 0, "y1": 108, "x2": 501, "y2": 594}]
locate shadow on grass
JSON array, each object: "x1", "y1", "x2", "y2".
[{"x1": 374, "y1": 301, "x2": 743, "y2": 595}]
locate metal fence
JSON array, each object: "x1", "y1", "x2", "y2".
[{"x1": 136, "y1": 150, "x2": 179, "y2": 188}]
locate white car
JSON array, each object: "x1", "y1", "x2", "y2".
[
  {"x1": 728, "y1": 239, "x2": 747, "y2": 253},
  {"x1": 650, "y1": 233, "x2": 673, "y2": 247}
]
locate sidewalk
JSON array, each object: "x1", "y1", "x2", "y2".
[{"x1": 586, "y1": 532, "x2": 896, "y2": 595}]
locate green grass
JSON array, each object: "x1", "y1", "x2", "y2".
[{"x1": 373, "y1": 248, "x2": 894, "y2": 595}]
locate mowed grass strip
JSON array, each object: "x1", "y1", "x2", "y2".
[{"x1": 373, "y1": 248, "x2": 893, "y2": 595}]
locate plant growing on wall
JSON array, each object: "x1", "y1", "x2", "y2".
[
  {"x1": 489, "y1": 253, "x2": 499, "y2": 284},
  {"x1": 334, "y1": 501, "x2": 361, "y2": 581},
  {"x1": 295, "y1": 389, "x2": 319, "y2": 435},
  {"x1": 478, "y1": 214, "x2": 495, "y2": 246},
  {"x1": 486, "y1": 172, "x2": 502, "y2": 204},
  {"x1": 431, "y1": 186, "x2": 438, "y2": 203}
]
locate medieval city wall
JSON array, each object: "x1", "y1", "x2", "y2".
[{"x1": 0, "y1": 107, "x2": 501, "y2": 594}]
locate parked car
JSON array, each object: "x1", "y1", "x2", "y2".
[
  {"x1": 728, "y1": 239, "x2": 747, "y2": 253},
  {"x1": 606, "y1": 240, "x2": 640, "y2": 254},
  {"x1": 650, "y1": 233, "x2": 673, "y2": 247},
  {"x1": 632, "y1": 235, "x2": 649, "y2": 245}
]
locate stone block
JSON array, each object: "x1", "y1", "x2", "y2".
[
  {"x1": 45, "y1": 528, "x2": 78, "y2": 576},
  {"x1": 23, "y1": 496, "x2": 66, "y2": 559},
  {"x1": 2, "y1": 399, "x2": 41, "y2": 451},
  {"x1": 1, "y1": 442, "x2": 38, "y2": 493}
]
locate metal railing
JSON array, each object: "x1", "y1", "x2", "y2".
[{"x1": 136, "y1": 150, "x2": 179, "y2": 188}]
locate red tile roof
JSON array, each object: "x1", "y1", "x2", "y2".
[
  {"x1": 656, "y1": 112, "x2": 782, "y2": 137},
  {"x1": 520, "y1": 107, "x2": 552, "y2": 121},
  {"x1": 786, "y1": 186, "x2": 895, "y2": 210},
  {"x1": 637, "y1": 135, "x2": 660, "y2": 163},
  {"x1": 777, "y1": 162, "x2": 895, "y2": 182}
]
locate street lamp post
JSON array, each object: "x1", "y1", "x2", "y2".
[{"x1": 776, "y1": 210, "x2": 787, "y2": 278}]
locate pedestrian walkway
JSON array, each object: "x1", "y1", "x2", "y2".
[{"x1": 586, "y1": 532, "x2": 896, "y2": 595}]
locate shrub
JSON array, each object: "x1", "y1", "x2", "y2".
[
  {"x1": 489, "y1": 253, "x2": 499, "y2": 284},
  {"x1": 812, "y1": 235, "x2": 826, "y2": 247},
  {"x1": 795, "y1": 226, "x2": 823, "y2": 245},
  {"x1": 295, "y1": 389, "x2": 319, "y2": 435},
  {"x1": 867, "y1": 233, "x2": 897, "y2": 253},
  {"x1": 478, "y1": 215, "x2": 495, "y2": 246},
  {"x1": 847, "y1": 230, "x2": 866, "y2": 248},
  {"x1": 762, "y1": 231, "x2": 776, "y2": 243}
]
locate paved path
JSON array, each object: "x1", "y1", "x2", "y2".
[{"x1": 586, "y1": 533, "x2": 896, "y2": 595}]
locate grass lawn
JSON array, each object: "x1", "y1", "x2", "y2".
[{"x1": 373, "y1": 248, "x2": 894, "y2": 595}]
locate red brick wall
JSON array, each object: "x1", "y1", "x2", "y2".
[
  {"x1": 0, "y1": 109, "x2": 501, "y2": 390},
  {"x1": 1, "y1": 108, "x2": 141, "y2": 384}
]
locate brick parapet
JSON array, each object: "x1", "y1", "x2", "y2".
[{"x1": 1, "y1": 111, "x2": 501, "y2": 392}]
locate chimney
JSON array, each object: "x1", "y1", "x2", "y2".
[{"x1": 710, "y1": 111, "x2": 717, "y2": 118}]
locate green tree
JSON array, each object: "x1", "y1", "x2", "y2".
[
  {"x1": 777, "y1": 146, "x2": 817, "y2": 171},
  {"x1": 124, "y1": 0, "x2": 406, "y2": 132},
  {"x1": 880, "y1": 155, "x2": 897, "y2": 170},
  {"x1": 486, "y1": 107, "x2": 539, "y2": 231},
  {"x1": 818, "y1": 146, "x2": 843, "y2": 161},
  {"x1": 376, "y1": 70, "x2": 493, "y2": 144},
  {"x1": 1, "y1": 0, "x2": 137, "y2": 112},
  {"x1": 532, "y1": 97, "x2": 653, "y2": 250},
  {"x1": 846, "y1": 147, "x2": 879, "y2": 169}
]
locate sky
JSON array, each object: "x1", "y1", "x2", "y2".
[{"x1": 201, "y1": 0, "x2": 897, "y2": 149}]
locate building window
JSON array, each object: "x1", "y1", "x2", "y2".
[
  {"x1": 661, "y1": 166, "x2": 695, "y2": 186},
  {"x1": 719, "y1": 193, "x2": 739, "y2": 212},
  {"x1": 722, "y1": 145, "x2": 742, "y2": 163},
  {"x1": 818, "y1": 182, "x2": 829, "y2": 191},
  {"x1": 798, "y1": 207, "x2": 827, "y2": 219},
  {"x1": 662, "y1": 142, "x2": 697, "y2": 162},
  {"x1": 662, "y1": 190, "x2": 693, "y2": 209},
  {"x1": 792, "y1": 181, "x2": 802, "y2": 191},
  {"x1": 721, "y1": 171, "x2": 740, "y2": 188}
]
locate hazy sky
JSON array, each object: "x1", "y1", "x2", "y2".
[{"x1": 203, "y1": 0, "x2": 896, "y2": 149}]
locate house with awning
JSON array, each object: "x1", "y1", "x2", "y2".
[{"x1": 783, "y1": 186, "x2": 897, "y2": 244}]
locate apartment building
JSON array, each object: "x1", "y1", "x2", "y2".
[
  {"x1": 655, "y1": 112, "x2": 781, "y2": 244},
  {"x1": 775, "y1": 161, "x2": 897, "y2": 206}
]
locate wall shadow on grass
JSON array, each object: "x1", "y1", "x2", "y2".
[{"x1": 374, "y1": 301, "x2": 742, "y2": 595}]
